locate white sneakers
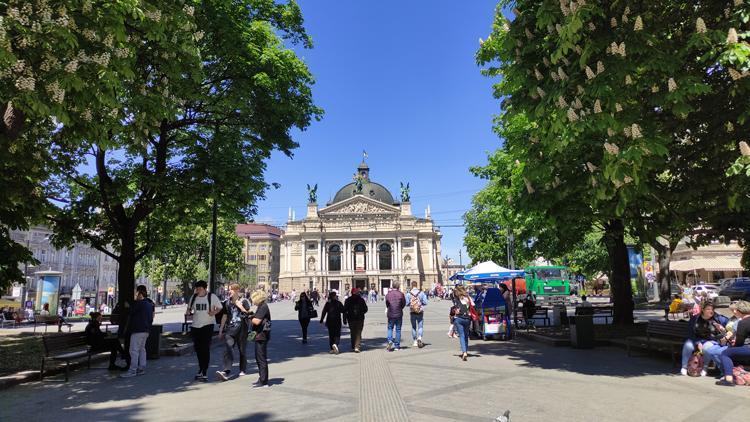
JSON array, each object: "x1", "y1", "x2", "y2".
[
  {"x1": 680, "y1": 368, "x2": 688, "y2": 376},
  {"x1": 412, "y1": 340, "x2": 419, "y2": 347}
]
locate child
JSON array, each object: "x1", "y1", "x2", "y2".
[
  {"x1": 668, "y1": 294, "x2": 683, "y2": 314},
  {"x1": 446, "y1": 306, "x2": 457, "y2": 338}
]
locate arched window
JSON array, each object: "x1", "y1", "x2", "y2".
[
  {"x1": 354, "y1": 243, "x2": 367, "y2": 270},
  {"x1": 328, "y1": 244, "x2": 341, "y2": 271},
  {"x1": 379, "y1": 243, "x2": 392, "y2": 270}
]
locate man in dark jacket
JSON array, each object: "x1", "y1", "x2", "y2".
[
  {"x1": 343, "y1": 288, "x2": 368, "y2": 353},
  {"x1": 385, "y1": 281, "x2": 406, "y2": 351},
  {"x1": 120, "y1": 286, "x2": 154, "y2": 378}
]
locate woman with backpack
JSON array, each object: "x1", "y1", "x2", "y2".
[
  {"x1": 451, "y1": 285, "x2": 475, "y2": 361},
  {"x1": 716, "y1": 301, "x2": 750, "y2": 386},
  {"x1": 295, "y1": 291, "x2": 315, "y2": 344},
  {"x1": 680, "y1": 302, "x2": 729, "y2": 377},
  {"x1": 320, "y1": 291, "x2": 344, "y2": 354}
]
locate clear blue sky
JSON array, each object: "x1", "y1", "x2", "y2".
[{"x1": 254, "y1": 0, "x2": 502, "y2": 264}]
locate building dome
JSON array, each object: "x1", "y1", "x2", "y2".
[{"x1": 328, "y1": 161, "x2": 398, "y2": 205}]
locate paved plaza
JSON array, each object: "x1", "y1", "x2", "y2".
[{"x1": 2, "y1": 300, "x2": 749, "y2": 421}]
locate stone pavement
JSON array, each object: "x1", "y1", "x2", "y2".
[{"x1": 1, "y1": 300, "x2": 749, "y2": 421}]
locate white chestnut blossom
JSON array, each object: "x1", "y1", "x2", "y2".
[
  {"x1": 727, "y1": 122, "x2": 735, "y2": 132},
  {"x1": 596, "y1": 61, "x2": 605, "y2": 74},
  {"x1": 729, "y1": 68, "x2": 742, "y2": 80},
  {"x1": 536, "y1": 86, "x2": 546, "y2": 97},
  {"x1": 727, "y1": 28, "x2": 739, "y2": 44},
  {"x1": 610, "y1": 17, "x2": 617, "y2": 28},
  {"x1": 524, "y1": 178, "x2": 535, "y2": 194},
  {"x1": 15, "y1": 75, "x2": 35, "y2": 91},
  {"x1": 604, "y1": 142, "x2": 620, "y2": 155},
  {"x1": 534, "y1": 68, "x2": 543, "y2": 80},
  {"x1": 573, "y1": 98, "x2": 583, "y2": 109},
  {"x1": 65, "y1": 60, "x2": 78, "y2": 73},
  {"x1": 668, "y1": 78, "x2": 677, "y2": 92},
  {"x1": 184, "y1": 5, "x2": 195, "y2": 16},
  {"x1": 46, "y1": 80, "x2": 65, "y2": 103},
  {"x1": 615, "y1": 103, "x2": 623, "y2": 112},
  {"x1": 558, "y1": 67, "x2": 567, "y2": 80},
  {"x1": 696, "y1": 18, "x2": 707, "y2": 34},
  {"x1": 558, "y1": 96, "x2": 568, "y2": 108},
  {"x1": 651, "y1": 85, "x2": 660, "y2": 93},
  {"x1": 585, "y1": 66, "x2": 596, "y2": 79},
  {"x1": 625, "y1": 75, "x2": 633, "y2": 85},
  {"x1": 740, "y1": 141, "x2": 750, "y2": 157},
  {"x1": 586, "y1": 162, "x2": 598, "y2": 172},
  {"x1": 145, "y1": 9, "x2": 162, "y2": 22},
  {"x1": 607, "y1": 128, "x2": 615, "y2": 137},
  {"x1": 525, "y1": 28, "x2": 533, "y2": 39},
  {"x1": 623, "y1": 126, "x2": 632, "y2": 138},
  {"x1": 588, "y1": 23, "x2": 596, "y2": 31},
  {"x1": 567, "y1": 108, "x2": 579, "y2": 122},
  {"x1": 631, "y1": 124, "x2": 643, "y2": 139},
  {"x1": 594, "y1": 99, "x2": 602, "y2": 113},
  {"x1": 634, "y1": 16, "x2": 643, "y2": 31},
  {"x1": 623, "y1": 176, "x2": 633, "y2": 184}
]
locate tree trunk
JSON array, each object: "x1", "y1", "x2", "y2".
[
  {"x1": 653, "y1": 242, "x2": 672, "y2": 303},
  {"x1": 117, "y1": 234, "x2": 137, "y2": 307},
  {"x1": 605, "y1": 219, "x2": 634, "y2": 325}
]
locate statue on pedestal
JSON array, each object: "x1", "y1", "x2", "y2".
[
  {"x1": 306, "y1": 183, "x2": 318, "y2": 203},
  {"x1": 400, "y1": 182, "x2": 410, "y2": 202}
]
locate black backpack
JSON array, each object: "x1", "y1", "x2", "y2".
[{"x1": 189, "y1": 293, "x2": 224, "y2": 324}]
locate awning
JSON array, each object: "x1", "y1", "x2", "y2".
[{"x1": 670, "y1": 257, "x2": 743, "y2": 272}]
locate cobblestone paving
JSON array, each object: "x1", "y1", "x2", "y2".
[{"x1": 1, "y1": 300, "x2": 749, "y2": 421}]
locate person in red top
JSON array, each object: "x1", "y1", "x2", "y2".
[{"x1": 385, "y1": 281, "x2": 406, "y2": 351}]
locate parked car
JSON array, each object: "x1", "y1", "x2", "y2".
[
  {"x1": 690, "y1": 284, "x2": 720, "y2": 299},
  {"x1": 719, "y1": 279, "x2": 750, "y2": 300},
  {"x1": 718, "y1": 277, "x2": 750, "y2": 290}
]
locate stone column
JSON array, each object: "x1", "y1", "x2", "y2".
[
  {"x1": 429, "y1": 237, "x2": 435, "y2": 271},
  {"x1": 370, "y1": 239, "x2": 376, "y2": 271},
  {"x1": 344, "y1": 240, "x2": 350, "y2": 271},
  {"x1": 395, "y1": 237, "x2": 401, "y2": 270}
]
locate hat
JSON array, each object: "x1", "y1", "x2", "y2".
[{"x1": 735, "y1": 300, "x2": 750, "y2": 314}]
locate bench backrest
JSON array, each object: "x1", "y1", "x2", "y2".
[
  {"x1": 36, "y1": 315, "x2": 59, "y2": 323},
  {"x1": 42, "y1": 333, "x2": 89, "y2": 355},
  {"x1": 647, "y1": 320, "x2": 689, "y2": 338}
]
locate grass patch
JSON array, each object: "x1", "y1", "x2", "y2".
[{"x1": 0, "y1": 335, "x2": 43, "y2": 375}]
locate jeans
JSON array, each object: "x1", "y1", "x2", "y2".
[
  {"x1": 681, "y1": 340, "x2": 697, "y2": 368},
  {"x1": 703, "y1": 343, "x2": 729, "y2": 375},
  {"x1": 349, "y1": 319, "x2": 364, "y2": 350},
  {"x1": 255, "y1": 340, "x2": 269, "y2": 384},
  {"x1": 720, "y1": 345, "x2": 750, "y2": 378},
  {"x1": 222, "y1": 325, "x2": 248, "y2": 373},
  {"x1": 92, "y1": 338, "x2": 125, "y2": 367},
  {"x1": 328, "y1": 324, "x2": 341, "y2": 349},
  {"x1": 454, "y1": 316, "x2": 471, "y2": 354},
  {"x1": 387, "y1": 317, "x2": 402, "y2": 349},
  {"x1": 410, "y1": 313, "x2": 424, "y2": 341},
  {"x1": 299, "y1": 317, "x2": 310, "y2": 341},
  {"x1": 128, "y1": 332, "x2": 149, "y2": 373},
  {"x1": 191, "y1": 324, "x2": 214, "y2": 375}
]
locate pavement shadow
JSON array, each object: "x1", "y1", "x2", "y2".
[{"x1": 467, "y1": 339, "x2": 671, "y2": 378}]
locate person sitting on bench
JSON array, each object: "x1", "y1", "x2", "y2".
[
  {"x1": 85, "y1": 312, "x2": 127, "y2": 371},
  {"x1": 716, "y1": 301, "x2": 750, "y2": 386},
  {"x1": 681, "y1": 302, "x2": 728, "y2": 376}
]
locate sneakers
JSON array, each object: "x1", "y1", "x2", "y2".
[
  {"x1": 417, "y1": 338, "x2": 424, "y2": 348},
  {"x1": 354, "y1": 348, "x2": 360, "y2": 353},
  {"x1": 216, "y1": 370, "x2": 230, "y2": 381},
  {"x1": 332, "y1": 344, "x2": 339, "y2": 355},
  {"x1": 239, "y1": 371, "x2": 246, "y2": 377},
  {"x1": 680, "y1": 368, "x2": 688, "y2": 376},
  {"x1": 251, "y1": 381, "x2": 269, "y2": 388},
  {"x1": 120, "y1": 371, "x2": 138, "y2": 378},
  {"x1": 386, "y1": 341, "x2": 393, "y2": 352},
  {"x1": 412, "y1": 340, "x2": 419, "y2": 347},
  {"x1": 136, "y1": 369, "x2": 145, "y2": 376},
  {"x1": 700, "y1": 370, "x2": 707, "y2": 377},
  {"x1": 393, "y1": 348, "x2": 400, "y2": 352},
  {"x1": 194, "y1": 372, "x2": 204, "y2": 381}
]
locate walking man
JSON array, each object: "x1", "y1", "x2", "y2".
[
  {"x1": 343, "y1": 287, "x2": 368, "y2": 352},
  {"x1": 405, "y1": 282, "x2": 428, "y2": 348},
  {"x1": 385, "y1": 281, "x2": 406, "y2": 351},
  {"x1": 217, "y1": 284, "x2": 252, "y2": 381},
  {"x1": 186, "y1": 280, "x2": 222, "y2": 382},
  {"x1": 120, "y1": 286, "x2": 154, "y2": 378}
]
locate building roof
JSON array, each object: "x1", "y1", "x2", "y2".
[
  {"x1": 235, "y1": 223, "x2": 283, "y2": 238},
  {"x1": 328, "y1": 162, "x2": 397, "y2": 206}
]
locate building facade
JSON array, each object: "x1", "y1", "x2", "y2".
[
  {"x1": 278, "y1": 161, "x2": 443, "y2": 294},
  {"x1": 236, "y1": 223, "x2": 283, "y2": 290},
  {"x1": 8, "y1": 226, "x2": 120, "y2": 307},
  {"x1": 670, "y1": 240, "x2": 746, "y2": 284},
  {"x1": 441, "y1": 257, "x2": 465, "y2": 283}
]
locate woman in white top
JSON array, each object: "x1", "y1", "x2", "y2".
[{"x1": 451, "y1": 285, "x2": 475, "y2": 361}]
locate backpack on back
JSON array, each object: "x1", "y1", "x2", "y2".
[
  {"x1": 189, "y1": 293, "x2": 224, "y2": 324},
  {"x1": 410, "y1": 291, "x2": 423, "y2": 314}
]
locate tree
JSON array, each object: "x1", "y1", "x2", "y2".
[
  {"x1": 44, "y1": 0, "x2": 320, "y2": 306},
  {"x1": 477, "y1": 1, "x2": 750, "y2": 324}
]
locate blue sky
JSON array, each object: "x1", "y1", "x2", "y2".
[{"x1": 254, "y1": 0, "x2": 503, "y2": 264}]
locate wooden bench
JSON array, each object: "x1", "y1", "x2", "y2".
[
  {"x1": 517, "y1": 307, "x2": 550, "y2": 328},
  {"x1": 626, "y1": 320, "x2": 689, "y2": 366},
  {"x1": 41, "y1": 333, "x2": 109, "y2": 381},
  {"x1": 33, "y1": 315, "x2": 72, "y2": 333},
  {"x1": 576, "y1": 306, "x2": 614, "y2": 324}
]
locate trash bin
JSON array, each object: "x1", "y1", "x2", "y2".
[
  {"x1": 146, "y1": 324, "x2": 163, "y2": 360},
  {"x1": 551, "y1": 304, "x2": 567, "y2": 326},
  {"x1": 569, "y1": 315, "x2": 595, "y2": 348}
]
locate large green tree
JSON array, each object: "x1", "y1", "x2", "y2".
[
  {"x1": 477, "y1": 1, "x2": 749, "y2": 323},
  {"x1": 40, "y1": 0, "x2": 320, "y2": 306}
]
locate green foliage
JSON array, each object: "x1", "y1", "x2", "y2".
[{"x1": 0, "y1": 0, "x2": 321, "y2": 302}]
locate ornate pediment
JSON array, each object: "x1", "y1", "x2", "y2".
[{"x1": 320, "y1": 196, "x2": 399, "y2": 216}]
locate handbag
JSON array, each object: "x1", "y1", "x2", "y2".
[
  {"x1": 225, "y1": 320, "x2": 242, "y2": 337},
  {"x1": 686, "y1": 351, "x2": 704, "y2": 377},
  {"x1": 469, "y1": 303, "x2": 480, "y2": 322},
  {"x1": 310, "y1": 309, "x2": 318, "y2": 319}
]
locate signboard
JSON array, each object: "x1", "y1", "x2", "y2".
[
  {"x1": 627, "y1": 246, "x2": 645, "y2": 296},
  {"x1": 75, "y1": 299, "x2": 86, "y2": 316},
  {"x1": 11, "y1": 286, "x2": 21, "y2": 298},
  {"x1": 72, "y1": 283, "x2": 82, "y2": 300},
  {"x1": 355, "y1": 253, "x2": 365, "y2": 271},
  {"x1": 36, "y1": 274, "x2": 61, "y2": 315}
]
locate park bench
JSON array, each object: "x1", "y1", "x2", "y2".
[
  {"x1": 33, "y1": 315, "x2": 72, "y2": 333},
  {"x1": 1, "y1": 312, "x2": 18, "y2": 328},
  {"x1": 99, "y1": 315, "x2": 119, "y2": 333},
  {"x1": 182, "y1": 314, "x2": 193, "y2": 333},
  {"x1": 575, "y1": 306, "x2": 614, "y2": 324},
  {"x1": 41, "y1": 332, "x2": 110, "y2": 381},
  {"x1": 516, "y1": 307, "x2": 551, "y2": 328},
  {"x1": 626, "y1": 320, "x2": 689, "y2": 366}
]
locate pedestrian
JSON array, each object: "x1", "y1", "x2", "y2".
[
  {"x1": 451, "y1": 285, "x2": 474, "y2": 361},
  {"x1": 343, "y1": 288, "x2": 368, "y2": 353},
  {"x1": 185, "y1": 280, "x2": 222, "y2": 382},
  {"x1": 405, "y1": 281, "x2": 428, "y2": 348},
  {"x1": 320, "y1": 291, "x2": 344, "y2": 354},
  {"x1": 216, "y1": 284, "x2": 252, "y2": 381},
  {"x1": 250, "y1": 290, "x2": 271, "y2": 388},
  {"x1": 295, "y1": 291, "x2": 315, "y2": 343},
  {"x1": 120, "y1": 286, "x2": 155, "y2": 377},
  {"x1": 385, "y1": 281, "x2": 406, "y2": 352},
  {"x1": 85, "y1": 312, "x2": 127, "y2": 371},
  {"x1": 311, "y1": 289, "x2": 320, "y2": 307}
]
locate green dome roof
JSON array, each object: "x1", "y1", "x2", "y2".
[{"x1": 328, "y1": 161, "x2": 397, "y2": 205}]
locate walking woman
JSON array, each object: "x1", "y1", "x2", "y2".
[
  {"x1": 320, "y1": 291, "x2": 344, "y2": 354},
  {"x1": 250, "y1": 291, "x2": 271, "y2": 388},
  {"x1": 451, "y1": 285, "x2": 475, "y2": 361},
  {"x1": 295, "y1": 291, "x2": 315, "y2": 344},
  {"x1": 217, "y1": 284, "x2": 252, "y2": 381}
]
